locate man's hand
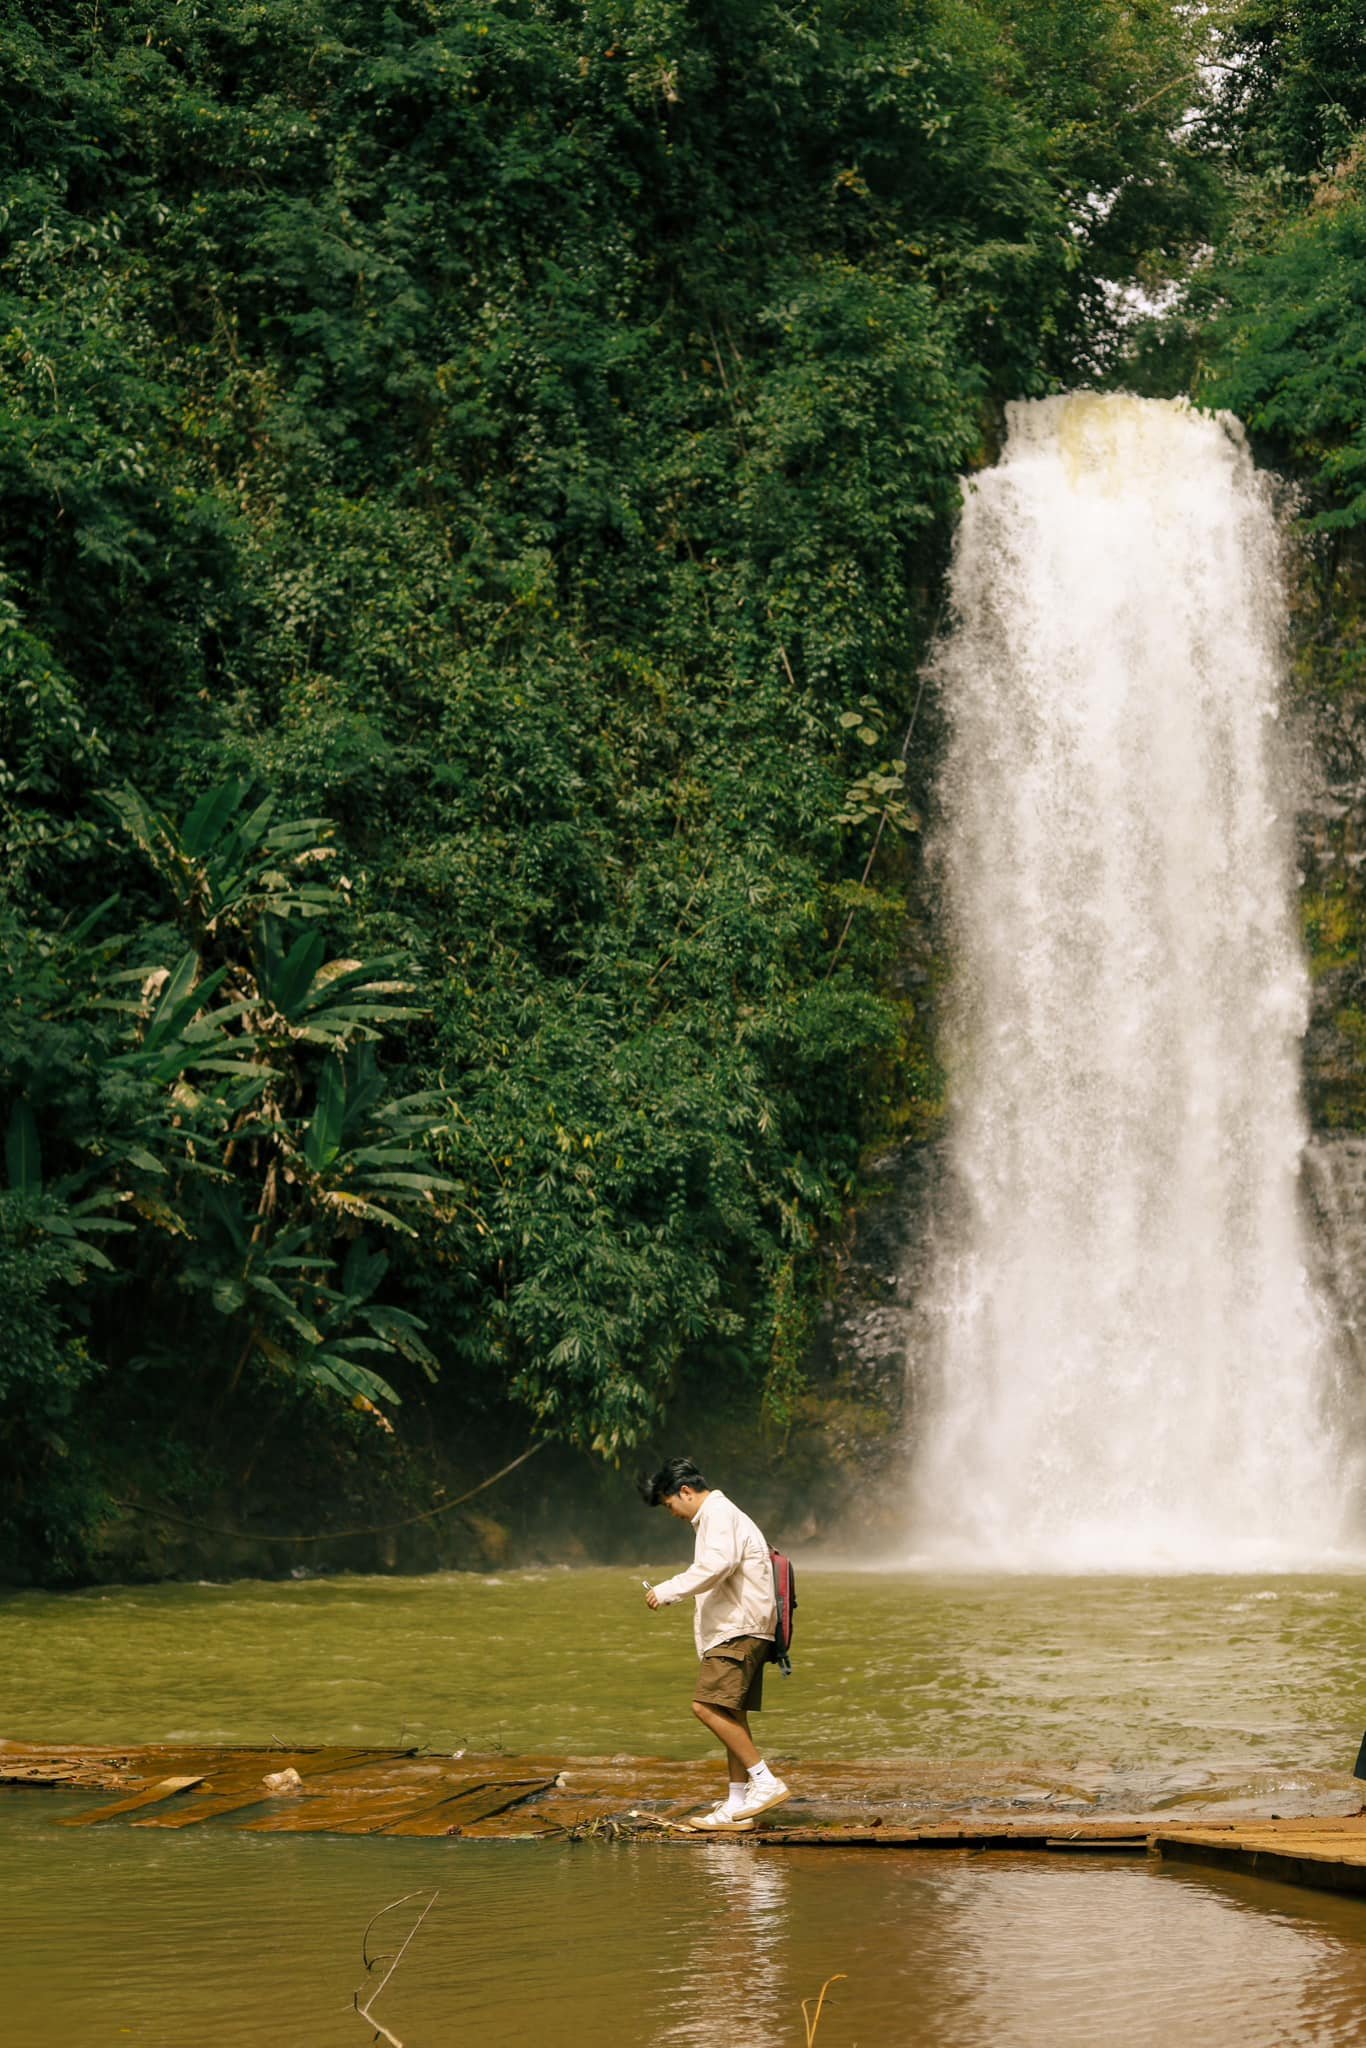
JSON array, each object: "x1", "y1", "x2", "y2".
[{"x1": 645, "y1": 1588, "x2": 660, "y2": 1609}]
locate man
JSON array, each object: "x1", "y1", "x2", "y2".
[{"x1": 642, "y1": 1455, "x2": 791, "y2": 1831}]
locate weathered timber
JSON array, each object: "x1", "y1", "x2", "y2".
[
  {"x1": 385, "y1": 1786, "x2": 559, "y2": 1839},
  {"x1": 239, "y1": 1775, "x2": 558, "y2": 1837},
  {"x1": 58, "y1": 1746, "x2": 363, "y2": 1828},
  {"x1": 130, "y1": 1749, "x2": 402, "y2": 1829},
  {"x1": 7, "y1": 1742, "x2": 1366, "y2": 1901},
  {"x1": 58, "y1": 1774, "x2": 207, "y2": 1825},
  {"x1": 1, "y1": 1741, "x2": 215, "y2": 1792},
  {"x1": 1151, "y1": 1826, "x2": 1366, "y2": 1897},
  {"x1": 396, "y1": 1778, "x2": 559, "y2": 1835},
  {"x1": 757, "y1": 1822, "x2": 1153, "y2": 1849}
]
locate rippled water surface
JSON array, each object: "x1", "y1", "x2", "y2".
[
  {"x1": 8, "y1": 1568, "x2": 1366, "y2": 2044},
  {"x1": 6, "y1": 1567, "x2": 1366, "y2": 1777},
  {"x1": 10, "y1": 1793, "x2": 1366, "y2": 2047}
]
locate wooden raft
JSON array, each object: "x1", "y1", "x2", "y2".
[{"x1": 4, "y1": 1741, "x2": 1366, "y2": 1895}]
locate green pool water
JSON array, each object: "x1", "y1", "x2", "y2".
[
  {"x1": 7, "y1": 1566, "x2": 1366, "y2": 2044},
  {"x1": 6, "y1": 1566, "x2": 1365, "y2": 1782}
]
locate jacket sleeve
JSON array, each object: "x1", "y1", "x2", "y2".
[{"x1": 651, "y1": 1511, "x2": 739, "y2": 1606}]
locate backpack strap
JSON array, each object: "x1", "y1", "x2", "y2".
[{"x1": 769, "y1": 1547, "x2": 793, "y2": 1676}]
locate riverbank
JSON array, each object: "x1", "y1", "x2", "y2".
[{"x1": 27, "y1": 1329, "x2": 904, "y2": 1589}]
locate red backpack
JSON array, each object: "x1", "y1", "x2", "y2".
[{"x1": 768, "y1": 1548, "x2": 797, "y2": 1676}]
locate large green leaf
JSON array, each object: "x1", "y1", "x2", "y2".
[
  {"x1": 304, "y1": 1057, "x2": 347, "y2": 1173},
  {"x1": 146, "y1": 951, "x2": 199, "y2": 1038},
  {"x1": 102, "y1": 784, "x2": 160, "y2": 856},
  {"x1": 181, "y1": 782, "x2": 248, "y2": 857},
  {"x1": 340, "y1": 1237, "x2": 389, "y2": 1305},
  {"x1": 219, "y1": 791, "x2": 276, "y2": 865},
  {"x1": 307, "y1": 1353, "x2": 401, "y2": 1408},
  {"x1": 247, "y1": 1273, "x2": 324, "y2": 1346},
  {"x1": 142, "y1": 957, "x2": 231, "y2": 1058},
  {"x1": 270, "y1": 926, "x2": 327, "y2": 1018},
  {"x1": 360, "y1": 1304, "x2": 439, "y2": 1380}
]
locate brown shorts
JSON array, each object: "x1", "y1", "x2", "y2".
[{"x1": 694, "y1": 1635, "x2": 770, "y2": 1714}]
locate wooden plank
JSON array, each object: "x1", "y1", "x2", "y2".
[
  {"x1": 242, "y1": 1791, "x2": 453, "y2": 1837},
  {"x1": 374, "y1": 1783, "x2": 554, "y2": 1838},
  {"x1": 1152, "y1": 1834, "x2": 1366, "y2": 1898},
  {"x1": 240, "y1": 1774, "x2": 556, "y2": 1839},
  {"x1": 544, "y1": 1770, "x2": 718, "y2": 1800},
  {"x1": 1042, "y1": 1838, "x2": 1148, "y2": 1852},
  {"x1": 15, "y1": 1740, "x2": 1366, "y2": 1897},
  {"x1": 130, "y1": 1748, "x2": 394, "y2": 1829},
  {"x1": 500, "y1": 1799, "x2": 627, "y2": 1834},
  {"x1": 59, "y1": 1775, "x2": 207, "y2": 1827},
  {"x1": 756, "y1": 1822, "x2": 1154, "y2": 1850},
  {"x1": 1156, "y1": 1829, "x2": 1366, "y2": 1867},
  {"x1": 246, "y1": 1780, "x2": 560, "y2": 1841},
  {"x1": 398, "y1": 1777, "x2": 558, "y2": 1837},
  {"x1": 1163, "y1": 1835, "x2": 1366, "y2": 1867},
  {"x1": 343, "y1": 1778, "x2": 562, "y2": 1838},
  {"x1": 1, "y1": 1743, "x2": 226, "y2": 1792}
]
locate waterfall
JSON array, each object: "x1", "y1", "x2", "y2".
[{"x1": 908, "y1": 393, "x2": 1355, "y2": 1571}]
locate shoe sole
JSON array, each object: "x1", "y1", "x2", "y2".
[{"x1": 686, "y1": 1814, "x2": 757, "y2": 1833}]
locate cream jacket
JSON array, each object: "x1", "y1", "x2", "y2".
[{"x1": 652, "y1": 1489, "x2": 777, "y2": 1656}]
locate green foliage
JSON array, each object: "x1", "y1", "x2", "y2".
[
  {"x1": 0, "y1": 0, "x2": 1219, "y2": 1569},
  {"x1": 1206, "y1": 2, "x2": 1366, "y2": 180},
  {"x1": 1197, "y1": 162, "x2": 1366, "y2": 530},
  {"x1": 1155, "y1": 5, "x2": 1366, "y2": 529},
  {"x1": 0, "y1": 778, "x2": 448, "y2": 1566}
]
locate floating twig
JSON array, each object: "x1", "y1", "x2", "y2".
[
  {"x1": 802, "y1": 1973, "x2": 847, "y2": 2046},
  {"x1": 626, "y1": 1808, "x2": 701, "y2": 1836},
  {"x1": 353, "y1": 1888, "x2": 439, "y2": 2048}
]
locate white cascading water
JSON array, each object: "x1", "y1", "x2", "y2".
[{"x1": 908, "y1": 392, "x2": 1354, "y2": 1571}]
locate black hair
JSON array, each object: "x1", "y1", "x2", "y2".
[{"x1": 639, "y1": 1456, "x2": 710, "y2": 1507}]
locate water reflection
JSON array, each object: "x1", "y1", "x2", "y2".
[
  {"x1": 658, "y1": 1847, "x2": 792, "y2": 2048},
  {"x1": 921, "y1": 1859, "x2": 1355, "y2": 2046},
  {"x1": 8, "y1": 1796, "x2": 1366, "y2": 2046}
]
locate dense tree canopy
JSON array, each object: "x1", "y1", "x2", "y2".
[
  {"x1": 1187, "y1": 3, "x2": 1366, "y2": 530},
  {"x1": 0, "y1": 0, "x2": 1220, "y2": 1574}
]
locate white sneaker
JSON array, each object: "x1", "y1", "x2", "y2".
[
  {"x1": 688, "y1": 1804, "x2": 756, "y2": 1833},
  {"x1": 731, "y1": 1776, "x2": 791, "y2": 1822}
]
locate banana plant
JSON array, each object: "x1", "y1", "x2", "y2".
[
  {"x1": 103, "y1": 782, "x2": 340, "y2": 944},
  {"x1": 4, "y1": 1100, "x2": 133, "y2": 1276},
  {"x1": 301, "y1": 1237, "x2": 439, "y2": 1409},
  {"x1": 30, "y1": 779, "x2": 456, "y2": 1417},
  {"x1": 298, "y1": 1046, "x2": 455, "y2": 1236},
  {"x1": 180, "y1": 1190, "x2": 435, "y2": 1411},
  {"x1": 254, "y1": 917, "x2": 422, "y2": 1047}
]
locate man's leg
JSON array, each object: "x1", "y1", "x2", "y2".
[
  {"x1": 690, "y1": 1697, "x2": 789, "y2": 1823},
  {"x1": 692, "y1": 1698, "x2": 759, "y2": 1775},
  {"x1": 689, "y1": 1700, "x2": 757, "y2": 1826}
]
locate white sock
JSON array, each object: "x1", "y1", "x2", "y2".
[
  {"x1": 722, "y1": 1780, "x2": 747, "y2": 1813},
  {"x1": 748, "y1": 1759, "x2": 776, "y2": 1790}
]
